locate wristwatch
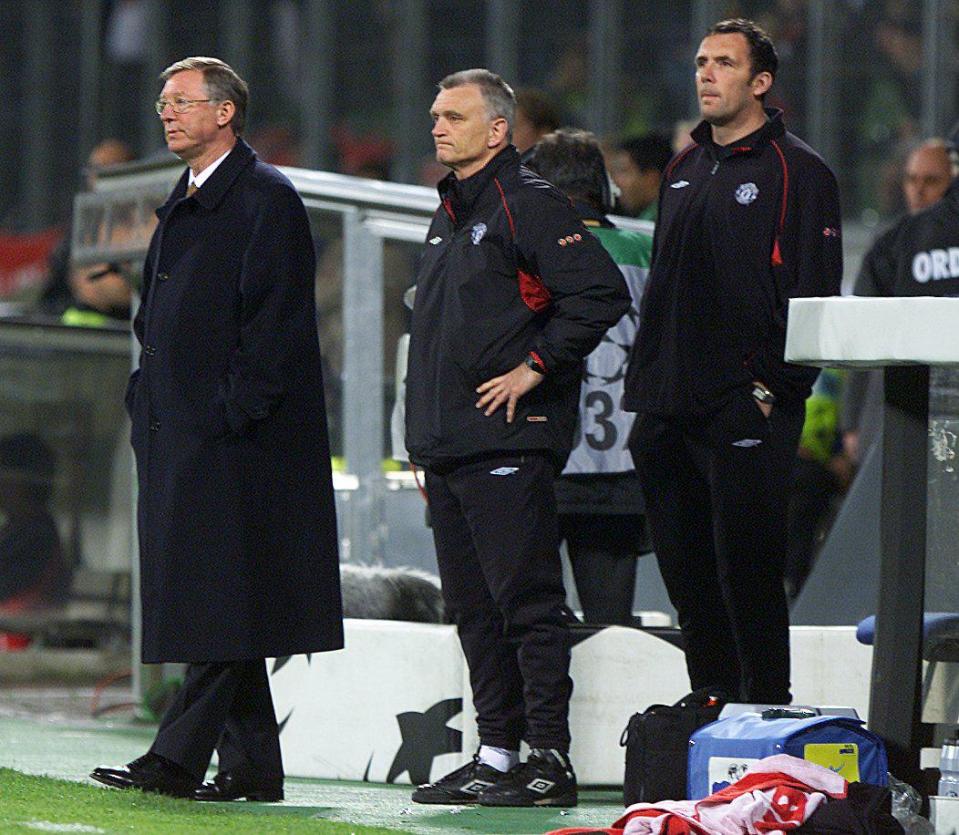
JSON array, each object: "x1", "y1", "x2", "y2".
[{"x1": 751, "y1": 382, "x2": 776, "y2": 405}]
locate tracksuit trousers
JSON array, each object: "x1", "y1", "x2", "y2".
[
  {"x1": 629, "y1": 391, "x2": 806, "y2": 704},
  {"x1": 425, "y1": 452, "x2": 572, "y2": 751}
]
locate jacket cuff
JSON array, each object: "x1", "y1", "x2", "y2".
[{"x1": 526, "y1": 351, "x2": 548, "y2": 374}]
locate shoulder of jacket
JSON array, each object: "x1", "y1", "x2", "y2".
[
  {"x1": 247, "y1": 159, "x2": 294, "y2": 189},
  {"x1": 771, "y1": 134, "x2": 836, "y2": 181},
  {"x1": 663, "y1": 142, "x2": 702, "y2": 177},
  {"x1": 243, "y1": 162, "x2": 303, "y2": 209},
  {"x1": 507, "y1": 168, "x2": 573, "y2": 215},
  {"x1": 873, "y1": 214, "x2": 912, "y2": 248}
]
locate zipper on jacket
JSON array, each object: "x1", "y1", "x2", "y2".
[{"x1": 710, "y1": 160, "x2": 719, "y2": 175}]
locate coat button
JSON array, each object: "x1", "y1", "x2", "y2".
[
  {"x1": 144, "y1": 345, "x2": 157, "y2": 356},
  {"x1": 149, "y1": 419, "x2": 160, "y2": 432},
  {"x1": 157, "y1": 272, "x2": 169, "y2": 281}
]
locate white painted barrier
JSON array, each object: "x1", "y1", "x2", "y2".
[{"x1": 270, "y1": 620, "x2": 873, "y2": 786}]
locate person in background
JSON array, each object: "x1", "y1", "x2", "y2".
[
  {"x1": 842, "y1": 137, "x2": 956, "y2": 464},
  {"x1": 787, "y1": 137, "x2": 955, "y2": 600},
  {"x1": 0, "y1": 433, "x2": 68, "y2": 613},
  {"x1": 624, "y1": 19, "x2": 842, "y2": 704},
  {"x1": 784, "y1": 369, "x2": 853, "y2": 600},
  {"x1": 38, "y1": 139, "x2": 135, "y2": 325},
  {"x1": 405, "y1": 69, "x2": 629, "y2": 808},
  {"x1": 527, "y1": 128, "x2": 653, "y2": 626},
  {"x1": 513, "y1": 88, "x2": 561, "y2": 159},
  {"x1": 606, "y1": 133, "x2": 673, "y2": 221}
]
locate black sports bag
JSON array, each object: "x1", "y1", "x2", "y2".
[{"x1": 621, "y1": 687, "x2": 727, "y2": 806}]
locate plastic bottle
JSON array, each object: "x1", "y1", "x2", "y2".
[{"x1": 938, "y1": 738, "x2": 959, "y2": 797}]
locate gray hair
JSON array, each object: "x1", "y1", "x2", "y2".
[
  {"x1": 439, "y1": 68, "x2": 516, "y2": 142},
  {"x1": 160, "y1": 57, "x2": 249, "y2": 136}
]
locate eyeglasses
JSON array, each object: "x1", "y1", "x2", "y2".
[{"x1": 154, "y1": 97, "x2": 213, "y2": 115}]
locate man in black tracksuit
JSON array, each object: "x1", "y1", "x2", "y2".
[
  {"x1": 405, "y1": 69, "x2": 629, "y2": 807},
  {"x1": 852, "y1": 171, "x2": 959, "y2": 299},
  {"x1": 841, "y1": 139, "x2": 955, "y2": 461},
  {"x1": 624, "y1": 20, "x2": 842, "y2": 704}
]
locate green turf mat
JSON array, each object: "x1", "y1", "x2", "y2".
[
  {"x1": 0, "y1": 768, "x2": 409, "y2": 834},
  {"x1": 0, "y1": 716, "x2": 625, "y2": 834}
]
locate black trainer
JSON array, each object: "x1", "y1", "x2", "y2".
[
  {"x1": 411, "y1": 755, "x2": 508, "y2": 804},
  {"x1": 477, "y1": 748, "x2": 577, "y2": 807}
]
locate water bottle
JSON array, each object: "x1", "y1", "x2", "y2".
[{"x1": 938, "y1": 738, "x2": 959, "y2": 797}]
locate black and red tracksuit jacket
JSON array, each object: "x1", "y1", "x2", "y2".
[
  {"x1": 405, "y1": 145, "x2": 630, "y2": 468},
  {"x1": 624, "y1": 108, "x2": 843, "y2": 416}
]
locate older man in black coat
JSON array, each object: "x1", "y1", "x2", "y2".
[{"x1": 91, "y1": 57, "x2": 342, "y2": 801}]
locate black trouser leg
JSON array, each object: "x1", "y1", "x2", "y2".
[
  {"x1": 630, "y1": 415, "x2": 742, "y2": 698},
  {"x1": 213, "y1": 661, "x2": 284, "y2": 780},
  {"x1": 426, "y1": 454, "x2": 571, "y2": 751},
  {"x1": 561, "y1": 514, "x2": 643, "y2": 626},
  {"x1": 631, "y1": 398, "x2": 805, "y2": 705},
  {"x1": 150, "y1": 660, "x2": 281, "y2": 781},
  {"x1": 703, "y1": 400, "x2": 804, "y2": 704}
]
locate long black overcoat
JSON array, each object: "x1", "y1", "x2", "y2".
[{"x1": 127, "y1": 139, "x2": 343, "y2": 663}]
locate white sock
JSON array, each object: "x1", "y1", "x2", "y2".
[{"x1": 478, "y1": 745, "x2": 519, "y2": 772}]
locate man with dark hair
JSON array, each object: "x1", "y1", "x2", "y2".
[
  {"x1": 528, "y1": 129, "x2": 652, "y2": 625},
  {"x1": 708, "y1": 16, "x2": 779, "y2": 83},
  {"x1": 91, "y1": 56, "x2": 343, "y2": 801},
  {"x1": 513, "y1": 88, "x2": 561, "y2": 156},
  {"x1": 624, "y1": 19, "x2": 842, "y2": 704},
  {"x1": 406, "y1": 70, "x2": 629, "y2": 807},
  {"x1": 607, "y1": 133, "x2": 673, "y2": 220}
]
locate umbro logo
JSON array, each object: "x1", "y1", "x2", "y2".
[
  {"x1": 670, "y1": 180, "x2": 690, "y2": 189},
  {"x1": 526, "y1": 778, "x2": 556, "y2": 794},
  {"x1": 429, "y1": 236, "x2": 443, "y2": 245},
  {"x1": 462, "y1": 779, "x2": 494, "y2": 794},
  {"x1": 732, "y1": 438, "x2": 763, "y2": 447},
  {"x1": 490, "y1": 467, "x2": 519, "y2": 476}
]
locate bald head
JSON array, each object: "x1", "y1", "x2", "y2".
[{"x1": 903, "y1": 139, "x2": 954, "y2": 213}]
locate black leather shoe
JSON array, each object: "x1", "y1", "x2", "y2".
[
  {"x1": 194, "y1": 771, "x2": 284, "y2": 802},
  {"x1": 90, "y1": 752, "x2": 200, "y2": 799}
]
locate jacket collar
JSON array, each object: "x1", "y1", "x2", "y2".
[
  {"x1": 156, "y1": 138, "x2": 256, "y2": 219},
  {"x1": 691, "y1": 107, "x2": 785, "y2": 159},
  {"x1": 437, "y1": 145, "x2": 519, "y2": 221}
]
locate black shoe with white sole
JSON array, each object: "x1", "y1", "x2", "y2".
[
  {"x1": 477, "y1": 748, "x2": 577, "y2": 807},
  {"x1": 411, "y1": 755, "x2": 508, "y2": 804}
]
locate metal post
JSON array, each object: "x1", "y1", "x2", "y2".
[
  {"x1": 219, "y1": 0, "x2": 253, "y2": 77},
  {"x1": 921, "y1": 0, "x2": 957, "y2": 136},
  {"x1": 485, "y1": 0, "x2": 519, "y2": 83},
  {"x1": 587, "y1": 0, "x2": 622, "y2": 137},
  {"x1": 78, "y1": 0, "x2": 105, "y2": 170},
  {"x1": 22, "y1": 1, "x2": 55, "y2": 228},
  {"x1": 141, "y1": 0, "x2": 169, "y2": 153},
  {"x1": 805, "y1": 0, "x2": 839, "y2": 165},
  {"x1": 868, "y1": 365, "x2": 930, "y2": 791},
  {"x1": 342, "y1": 210, "x2": 385, "y2": 564},
  {"x1": 301, "y1": 0, "x2": 334, "y2": 170},
  {"x1": 391, "y1": 0, "x2": 427, "y2": 183}
]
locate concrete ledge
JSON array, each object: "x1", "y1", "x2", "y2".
[{"x1": 0, "y1": 648, "x2": 128, "y2": 684}]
